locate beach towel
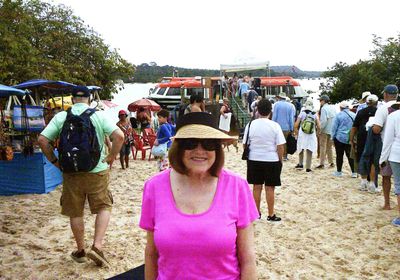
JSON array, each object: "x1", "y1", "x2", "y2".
[
  {"x1": 219, "y1": 112, "x2": 232, "y2": 132},
  {"x1": 107, "y1": 264, "x2": 144, "y2": 280}
]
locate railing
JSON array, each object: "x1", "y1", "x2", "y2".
[{"x1": 228, "y1": 96, "x2": 251, "y2": 129}]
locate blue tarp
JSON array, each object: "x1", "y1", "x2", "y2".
[
  {"x1": 13, "y1": 79, "x2": 76, "y2": 90},
  {"x1": 0, "y1": 84, "x2": 26, "y2": 97},
  {"x1": 0, "y1": 152, "x2": 62, "y2": 196},
  {"x1": 87, "y1": 85, "x2": 102, "y2": 91}
]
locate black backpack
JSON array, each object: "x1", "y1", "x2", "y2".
[{"x1": 58, "y1": 108, "x2": 101, "y2": 173}]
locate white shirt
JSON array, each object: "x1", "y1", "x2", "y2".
[
  {"x1": 373, "y1": 100, "x2": 396, "y2": 140},
  {"x1": 243, "y1": 118, "x2": 286, "y2": 162},
  {"x1": 380, "y1": 110, "x2": 400, "y2": 164}
]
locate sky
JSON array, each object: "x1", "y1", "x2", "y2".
[{"x1": 50, "y1": 0, "x2": 400, "y2": 71}]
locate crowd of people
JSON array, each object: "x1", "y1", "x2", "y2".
[{"x1": 36, "y1": 82, "x2": 400, "y2": 278}]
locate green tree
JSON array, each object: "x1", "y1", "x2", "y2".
[
  {"x1": 0, "y1": 0, "x2": 135, "y2": 99},
  {"x1": 323, "y1": 34, "x2": 400, "y2": 103}
]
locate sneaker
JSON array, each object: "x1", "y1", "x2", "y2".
[
  {"x1": 351, "y1": 173, "x2": 358, "y2": 178},
  {"x1": 368, "y1": 182, "x2": 380, "y2": 193},
  {"x1": 333, "y1": 171, "x2": 343, "y2": 177},
  {"x1": 267, "y1": 214, "x2": 282, "y2": 222},
  {"x1": 87, "y1": 245, "x2": 110, "y2": 267},
  {"x1": 315, "y1": 165, "x2": 324, "y2": 169},
  {"x1": 392, "y1": 217, "x2": 400, "y2": 227},
  {"x1": 359, "y1": 180, "x2": 368, "y2": 191},
  {"x1": 329, "y1": 163, "x2": 335, "y2": 168},
  {"x1": 295, "y1": 164, "x2": 303, "y2": 169},
  {"x1": 306, "y1": 169, "x2": 312, "y2": 172},
  {"x1": 71, "y1": 249, "x2": 86, "y2": 263}
]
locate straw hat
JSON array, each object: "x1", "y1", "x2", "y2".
[
  {"x1": 174, "y1": 112, "x2": 235, "y2": 140},
  {"x1": 277, "y1": 92, "x2": 287, "y2": 99},
  {"x1": 339, "y1": 101, "x2": 350, "y2": 109}
]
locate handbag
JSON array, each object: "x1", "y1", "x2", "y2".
[
  {"x1": 241, "y1": 120, "x2": 252, "y2": 160},
  {"x1": 13, "y1": 95, "x2": 45, "y2": 132},
  {"x1": 286, "y1": 133, "x2": 297, "y2": 155},
  {"x1": 151, "y1": 142, "x2": 168, "y2": 157}
]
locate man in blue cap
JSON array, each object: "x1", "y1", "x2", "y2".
[
  {"x1": 38, "y1": 85, "x2": 124, "y2": 266},
  {"x1": 372, "y1": 84, "x2": 399, "y2": 210}
]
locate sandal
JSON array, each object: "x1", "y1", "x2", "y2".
[
  {"x1": 267, "y1": 214, "x2": 282, "y2": 222},
  {"x1": 87, "y1": 245, "x2": 110, "y2": 267},
  {"x1": 71, "y1": 249, "x2": 86, "y2": 263}
]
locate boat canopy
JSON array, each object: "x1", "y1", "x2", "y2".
[{"x1": 220, "y1": 62, "x2": 270, "y2": 72}]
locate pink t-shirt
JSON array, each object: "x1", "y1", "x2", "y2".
[{"x1": 139, "y1": 168, "x2": 258, "y2": 280}]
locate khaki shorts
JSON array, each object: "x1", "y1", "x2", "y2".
[{"x1": 61, "y1": 170, "x2": 113, "y2": 217}]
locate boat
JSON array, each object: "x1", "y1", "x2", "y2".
[{"x1": 147, "y1": 76, "x2": 308, "y2": 110}]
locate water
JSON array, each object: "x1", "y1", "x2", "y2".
[{"x1": 104, "y1": 83, "x2": 155, "y2": 123}]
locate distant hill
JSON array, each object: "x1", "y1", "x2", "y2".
[
  {"x1": 270, "y1": 66, "x2": 322, "y2": 78},
  {"x1": 128, "y1": 63, "x2": 322, "y2": 83}
]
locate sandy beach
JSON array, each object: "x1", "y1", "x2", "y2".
[{"x1": 1, "y1": 147, "x2": 400, "y2": 279}]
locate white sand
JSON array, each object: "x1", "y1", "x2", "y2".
[{"x1": 1, "y1": 147, "x2": 400, "y2": 279}]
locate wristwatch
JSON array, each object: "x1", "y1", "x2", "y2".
[{"x1": 51, "y1": 158, "x2": 58, "y2": 164}]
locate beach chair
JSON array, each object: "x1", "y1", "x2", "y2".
[
  {"x1": 142, "y1": 128, "x2": 156, "y2": 145},
  {"x1": 133, "y1": 134, "x2": 152, "y2": 160}
]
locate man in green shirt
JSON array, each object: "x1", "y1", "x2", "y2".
[{"x1": 38, "y1": 86, "x2": 124, "y2": 267}]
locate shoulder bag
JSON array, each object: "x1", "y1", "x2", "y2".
[{"x1": 241, "y1": 120, "x2": 252, "y2": 160}]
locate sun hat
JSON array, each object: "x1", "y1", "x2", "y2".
[
  {"x1": 339, "y1": 101, "x2": 350, "y2": 109},
  {"x1": 277, "y1": 92, "x2": 286, "y2": 98},
  {"x1": 318, "y1": 95, "x2": 330, "y2": 102},
  {"x1": 361, "y1": 91, "x2": 371, "y2": 100},
  {"x1": 71, "y1": 85, "x2": 90, "y2": 97},
  {"x1": 382, "y1": 84, "x2": 399, "y2": 95},
  {"x1": 305, "y1": 104, "x2": 314, "y2": 111},
  {"x1": 118, "y1": 109, "x2": 128, "y2": 116},
  {"x1": 174, "y1": 112, "x2": 235, "y2": 140},
  {"x1": 366, "y1": 94, "x2": 378, "y2": 103}
]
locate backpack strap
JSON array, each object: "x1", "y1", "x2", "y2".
[{"x1": 80, "y1": 108, "x2": 96, "y2": 117}]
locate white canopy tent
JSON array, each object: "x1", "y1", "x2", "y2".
[{"x1": 220, "y1": 62, "x2": 270, "y2": 73}]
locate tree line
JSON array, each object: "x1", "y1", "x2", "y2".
[
  {"x1": 322, "y1": 34, "x2": 400, "y2": 103},
  {"x1": 0, "y1": 0, "x2": 135, "y2": 99}
]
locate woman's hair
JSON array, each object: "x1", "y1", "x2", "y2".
[
  {"x1": 257, "y1": 99, "x2": 272, "y2": 116},
  {"x1": 157, "y1": 109, "x2": 169, "y2": 118},
  {"x1": 168, "y1": 139, "x2": 224, "y2": 177}
]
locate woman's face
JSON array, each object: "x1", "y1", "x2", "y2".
[
  {"x1": 181, "y1": 140, "x2": 217, "y2": 175},
  {"x1": 119, "y1": 114, "x2": 127, "y2": 121}
]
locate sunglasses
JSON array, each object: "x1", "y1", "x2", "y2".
[{"x1": 178, "y1": 139, "x2": 221, "y2": 151}]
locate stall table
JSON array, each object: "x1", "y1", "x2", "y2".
[{"x1": 0, "y1": 152, "x2": 62, "y2": 195}]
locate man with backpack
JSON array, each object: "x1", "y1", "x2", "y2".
[{"x1": 38, "y1": 86, "x2": 124, "y2": 267}]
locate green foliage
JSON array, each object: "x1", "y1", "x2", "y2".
[
  {"x1": 0, "y1": 0, "x2": 135, "y2": 99},
  {"x1": 323, "y1": 34, "x2": 400, "y2": 103}
]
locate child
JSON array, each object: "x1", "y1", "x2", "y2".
[{"x1": 154, "y1": 109, "x2": 174, "y2": 171}]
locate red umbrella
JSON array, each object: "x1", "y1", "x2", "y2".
[
  {"x1": 128, "y1": 98, "x2": 161, "y2": 112},
  {"x1": 101, "y1": 100, "x2": 118, "y2": 108}
]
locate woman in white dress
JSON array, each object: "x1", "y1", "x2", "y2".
[{"x1": 294, "y1": 104, "x2": 320, "y2": 172}]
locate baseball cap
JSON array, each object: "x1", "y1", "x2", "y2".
[
  {"x1": 118, "y1": 109, "x2": 128, "y2": 116},
  {"x1": 339, "y1": 101, "x2": 350, "y2": 109},
  {"x1": 71, "y1": 86, "x2": 90, "y2": 97},
  {"x1": 361, "y1": 91, "x2": 371, "y2": 100},
  {"x1": 382, "y1": 84, "x2": 399, "y2": 95},
  {"x1": 366, "y1": 94, "x2": 378, "y2": 103},
  {"x1": 318, "y1": 95, "x2": 330, "y2": 102}
]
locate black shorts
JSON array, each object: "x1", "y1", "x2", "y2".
[{"x1": 247, "y1": 160, "x2": 282, "y2": 186}]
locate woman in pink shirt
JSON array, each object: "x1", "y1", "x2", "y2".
[{"x1": 140, "y1": 112, "x2": 258, "y2": 279}]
